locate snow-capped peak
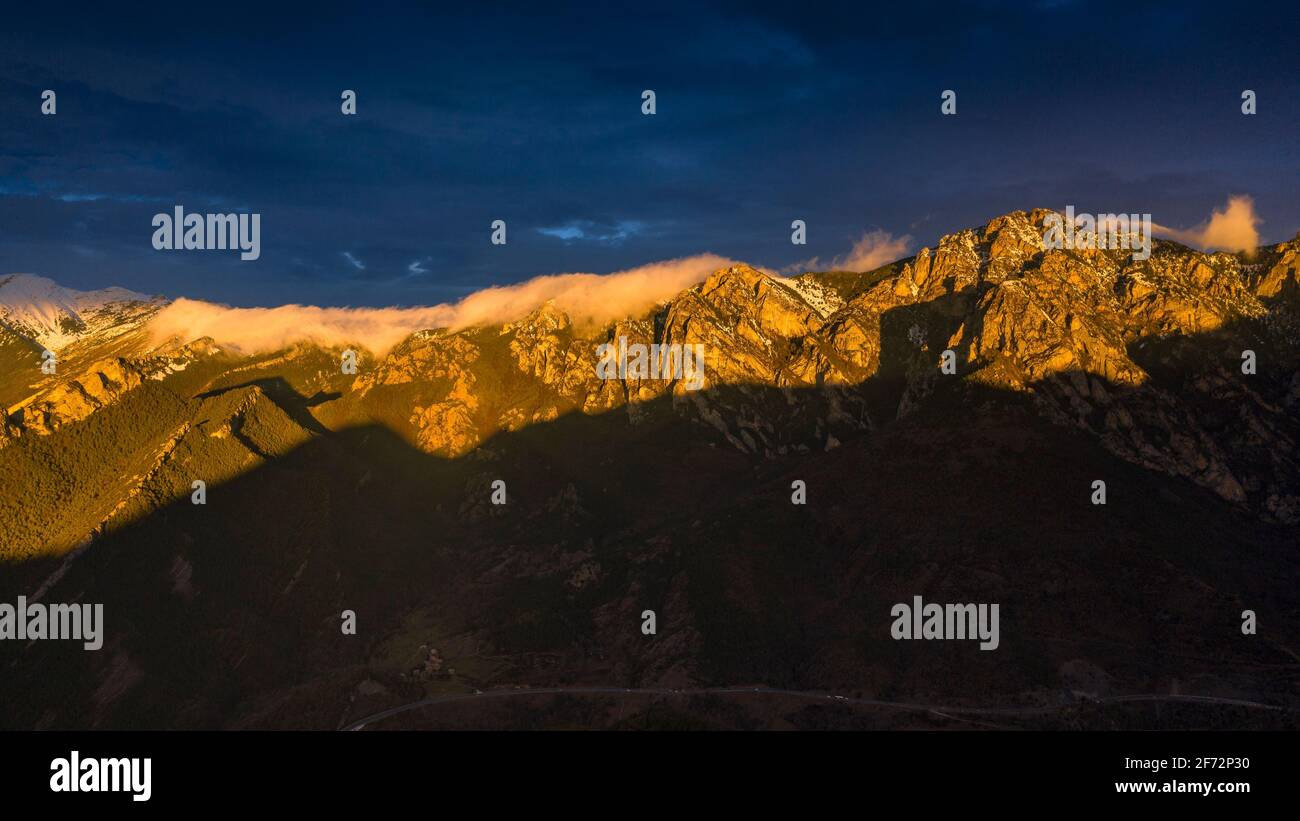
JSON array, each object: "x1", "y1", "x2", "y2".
[{"x1": 0, "y1": 273, "x2": 157, "y2": 350}]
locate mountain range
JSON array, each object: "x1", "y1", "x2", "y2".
[{"x1": 2, "y1": 208, "x2": 1298, "y2": 729}]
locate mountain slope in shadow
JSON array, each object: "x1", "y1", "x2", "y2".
[{"x1": 1, "y1": 347, "x2": 1296, "y2": 729}]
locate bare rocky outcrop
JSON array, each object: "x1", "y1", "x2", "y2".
[{"x1": 18, "y1": 358, "x2": 145, "y2": 435}]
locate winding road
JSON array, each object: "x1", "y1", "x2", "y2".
[{"x1": 342, "y1": 685, "x2": 1285, "y2": 730}]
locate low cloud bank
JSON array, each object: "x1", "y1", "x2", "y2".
[
  {"x1": 148, "y1": 254, "x2": 737, "y2": 355},
  {"x1": 1153, "y1": 195, "x2": 1261, "y2": 253}
]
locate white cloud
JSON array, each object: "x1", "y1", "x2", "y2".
[
  {"x1": 1153, "y1": 195, "x2": 1262, "y2": 254},
  {"x1": 148, "y1": 253, "x2": 738, "y2": 355},
  {"x1": 784, "y1": 229, "x2": 912, "y2": 273}
]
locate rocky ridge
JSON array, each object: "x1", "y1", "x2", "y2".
[{"x1": 4, "y1": 210, "x2": 1299, "y2": 520}]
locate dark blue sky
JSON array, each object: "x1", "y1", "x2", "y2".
[{"x1": 2, "y1": 1, "x2": 1298, "y2": 306}]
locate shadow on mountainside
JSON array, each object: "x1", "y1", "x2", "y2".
[
  {"x1": 1, "y1": 294, "x2": 1298, "y2": 730},
  {"x1": 197, "y1": 377, "x2": 337, "y2": 435}
]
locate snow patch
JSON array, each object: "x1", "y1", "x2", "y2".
[{"x1": 770, "y1": 275, "x2": 845, "y2": 318}]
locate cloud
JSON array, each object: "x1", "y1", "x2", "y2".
[
  {"x1": 147, "y1": 253, "x2": 737, "y2": 355},
  {"x1": 1153, "y1": 195, "x2": 1261, "y2": 254},
  {"x1": 536, "y1": 220, "x2": 647, "y2": 245},
  {"x1": 837, "y1": 230, "x2": 914, "y2": 270},
  {"x1": 784, "y1": 229, "x2": 913, "y2": 273},
  {"x1": 537, "y1": 225, "x2": 585, "y2": 241},
  {"x1": 342, "y1": 251, "x2": 366, "y2": 271}
]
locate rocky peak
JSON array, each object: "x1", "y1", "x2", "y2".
[{"x1": 503, "y1": 299, "x2": 572, "y2": 336}]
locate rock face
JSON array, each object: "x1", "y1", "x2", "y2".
[
  {"x1": 5, "y1": 339, "x2": 218, "y2": 436},
  {"x1": 336, "y1": 211, "x2": 1300, "y2": 520},
  {"x1": 18, "y1": 358, "x2": 145, "y2": 435}
]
